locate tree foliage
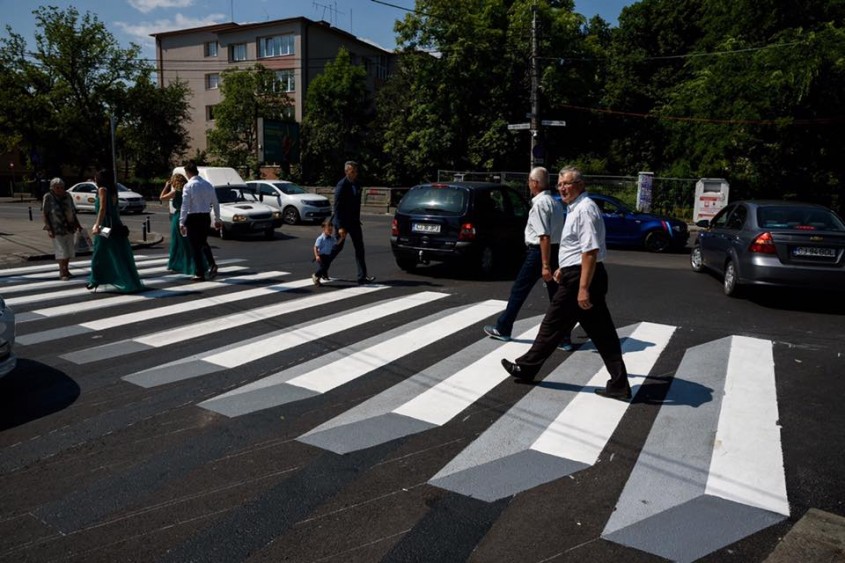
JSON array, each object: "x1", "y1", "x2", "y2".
[
  {"x1": 206, "y1": 64, "x2": 293, "y2": 176},
  {"x1": 300, "y1": 48, "x2": 371, "y2": 185},
  {"x1": 0, "y1": 6, "x2": 190, "y2": 179}
]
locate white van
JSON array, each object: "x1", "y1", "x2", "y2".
[{"x1": 171, "y1": 166, "x2": 283, "y2": 239}]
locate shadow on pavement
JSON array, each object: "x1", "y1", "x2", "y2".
[
  {"x1": 746, "y1": 288, "x2": 845, "y2": 315},
  {"x1": 0, "y1": 359, "x2": 80, "y2": 430}
]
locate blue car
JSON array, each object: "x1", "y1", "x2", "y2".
[{"x1": 556, "y1": 192, "x2": 689, "y2": 252}]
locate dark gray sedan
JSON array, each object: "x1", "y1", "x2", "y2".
[{"x1": 690, "y1": 200, "x2": 845, "y2": 296}]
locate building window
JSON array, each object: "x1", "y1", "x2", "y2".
[
  {"x1": 205, "y1": 105, "x2": 216, "y2": 121},
  {"x1": 258, "y1": 35, "x2": 294, "y2": 58},
  {"x1": 205, "y1": 73, "x2": 220, "y2": 90},
  {"x1": 275, "y1": 70, "x2": 295, "y2": 92},
  {"x1": 229, "y1": 43, "x2": 247, "y2": 62},
  {"x1": 204, "y1": 41, "x2": 218, "y2": 57}
]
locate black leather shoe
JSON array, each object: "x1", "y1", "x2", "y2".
[
  {"x1": 358, "y1": 275, "x2": 376, "y2": 285},
  {"x1": 594, "y1": 387, "x2": 632, "y2": 401},
  {"x1": 501, "y1": 359, "x2": 535, "y2": 382}
]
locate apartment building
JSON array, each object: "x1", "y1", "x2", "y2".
[{"x1": 152, "y1": 17, "x2": 392, "y2": 164}]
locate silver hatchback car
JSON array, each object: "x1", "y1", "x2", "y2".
[{"x1": 691, "y1": 200, "x2": 845, "y2": 296}]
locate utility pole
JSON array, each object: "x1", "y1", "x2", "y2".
[{"x1": 529, "y1": 2, "x2": 540, "y2": 170}]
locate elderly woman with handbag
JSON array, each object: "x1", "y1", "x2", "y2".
[
  {"x1": 42, "y1": 177, "x2": 83, "y2": 281},
  {"x1": 87, "y1": 169, "x2": 144, "y2": 293}
]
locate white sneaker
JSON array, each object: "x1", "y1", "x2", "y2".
[{"x1": 312, "y1": 274, "x2": 321, "y2": 286}]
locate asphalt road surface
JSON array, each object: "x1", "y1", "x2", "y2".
[{"x1": 2, "y1": 215, "x2": 843, "y2": 562}]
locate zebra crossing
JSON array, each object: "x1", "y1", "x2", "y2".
[{"x1": 3, "y1": 254, "x2": 790, "y2": 562}]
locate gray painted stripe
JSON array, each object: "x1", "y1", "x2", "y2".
[
  {"x1": 298, "y1": 413, "x2": 436, "y2": 454},
  {"x1": 602, "y1": 496, "x2": 785, "y2": 563},
  {"x1": 601, "y1": 336, "x2": 788, "y2": 562},
  {"x1": 199, "y1": 300, "x2": 504, "y2": 417}
]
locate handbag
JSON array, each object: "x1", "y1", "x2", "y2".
[{"x1": 104, "y1": 214, "x2": 130, "y2": 239}]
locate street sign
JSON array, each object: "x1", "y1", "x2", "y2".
[
  {"x1": 507, "y1": 123, "x2": 531, "y2": 130},
  {"x1": 541, "y1": 120, "x2": 566, "y2": 126}
]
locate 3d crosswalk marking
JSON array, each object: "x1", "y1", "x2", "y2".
[
  {"x1": 199, "y1": 299, "x2": 506, "y2": 417},
  {"x1": 0, "y1": 255, "x2": 165, "y2": 283},
  {"x1": 16, "y1": 271, "x2": 290, "y2": 346},
  {"x1": 14, "y1": 263, "x2": 247, "y2": 319},
  {"x1": 601, "y1": 335, "x2": 788, "y2": 562},
  {"x1": 61, "y1": 283, "x2": 388, "y2": 366},
  {"x1": 123, "y1": 290, "x2": 446, "y2": 388},
  {"x1": 8, "y1": 258, "x2": 245, "y2": 309},
  {"x1": 427, "y1": 322, "x2": 676, "y2": 501}
]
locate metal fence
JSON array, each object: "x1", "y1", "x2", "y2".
[{"x1": 437, "y1": 170, "x2": 698, "y2": 220}]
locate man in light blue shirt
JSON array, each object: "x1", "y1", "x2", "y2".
[{"x1": 179, "y1": 162, "x2": 221, "y2": 281}]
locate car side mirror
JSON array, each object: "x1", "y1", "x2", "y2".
[{"x1": 695, "y1": 219, "x2": 710, "y2": 228}]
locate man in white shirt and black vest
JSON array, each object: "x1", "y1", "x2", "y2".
[{"x1": 500, "y1": 166, "x2": 631, "y2": 401}]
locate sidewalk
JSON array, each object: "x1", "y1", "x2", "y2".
[{"x1": 0, "y1": 197, "x2": 164, "y2": 269}]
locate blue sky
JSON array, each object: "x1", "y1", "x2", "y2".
[{"x1": 1, "y1": 0, "x2": 631, "y2": 59}]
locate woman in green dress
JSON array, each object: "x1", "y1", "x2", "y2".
[
  {"x1": 159, "y1": 173, "x2": 204, "y2": 275},
  {"x1": 87, "y1": 169, "x2": 145, "y2": 293}
]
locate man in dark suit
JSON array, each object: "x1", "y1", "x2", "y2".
[{"x1": 332, "y1": 161, "x2": 375, "y2": 284}]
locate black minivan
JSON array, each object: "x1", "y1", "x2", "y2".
[{"x1": 390, "y1": 182, "x2": 529, "y2": 277}]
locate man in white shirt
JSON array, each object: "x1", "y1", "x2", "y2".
[
  {"x1": 501, "y1": 166, "x2": 631, "y2": 401},
  {"x1": 483, "y1": 167, "x2": 573, "y2": 349},
  {"x1": 179, "y1": 162, "x2": 222, "y2": 281}
]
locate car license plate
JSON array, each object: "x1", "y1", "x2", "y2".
[
  {"x1": 253, "y1": 222, "x2": 271, "y2": 229},
  {"x1": 792, "y1": 246, "x2": 836, "y2": 257},
  {"x1": 412, "y1": 223, "x2": 441, "y2": 234}
]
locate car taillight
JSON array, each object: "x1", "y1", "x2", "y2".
[
  {"x1": 458, "y1": 222, "x2": 476, "y2": 241},
  {"x1": 749, "y1": 232, "x2": 777, "y2": 254},
  {"x1": 391, "y1": 218, "x2": 399, "y2": 236}
]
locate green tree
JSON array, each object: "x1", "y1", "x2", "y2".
[
  {"x1": 206, "y1": 64, "x2": 293, "y2": 175},
  {"x1": 300, "y1": 48, "x2": 371, "y2": 185},
  {"x1": 0, "y1": 6, "x2": 192, "y2": 179}
]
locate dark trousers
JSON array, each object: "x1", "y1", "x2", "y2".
[
  {"x1": 185, "y1": 212, "x2": 216, "y2": 277},
  {"x1": 314, "y1": 253, "x2": 335, "y2": 277},
  {"x1": 496, "y1": 245, "x2": 559, "y2": 336},
  {"x1": 516, "y1": 262, "x2": 629, "y2": 392},
  {"x1": 332, "y1": 224, "x2": 367, "y2": 281}
]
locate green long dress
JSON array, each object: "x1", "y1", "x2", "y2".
[
  {"x1": 88, "y1": 193, "x2": 145, "y2": 293},
  {"x1": 167, "y1": 190, "x2": 205, "y2": 275}
]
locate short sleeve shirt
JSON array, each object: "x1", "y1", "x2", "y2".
[
  {"x1": 525, "y1": 190, "x2": 565, "y2": 245},
  {"x1": 558, "y1": 192, "x2": 606, "y2": 267},
  {"x1": 314, "y1": 232, "x2": 337, "y2": 255}
]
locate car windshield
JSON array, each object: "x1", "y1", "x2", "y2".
[
  {"x1": 757, "y1": 206, "x2": 845, "y2": 232},
  {"x1": 272, "y1": 183, "x2": 305, "y2": 195},
  {"x1": 215, "y1": 186, "x2": 249, "y2": 204},
  {"x1": 398, "y1": 186, "x2": 468, "y2": 216},
  {"x1": 117, "y1": 184, "x2": 131, "y2": 192}
]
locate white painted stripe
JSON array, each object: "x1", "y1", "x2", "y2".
[
  {"x1": 204, "y1": 291, "x2": 450, "y2": 369},
  {"x1": 704, "y1": 336, "x2": 789, "y2": 516},
  {"x1": 0, "y1": 254, "x2": 163, "y2": 278},
  {"x1": 287, "y1": 299, "x2": 504, "y2": 394},
  {"x1": 15, "y1": 265, "x2": 246, "y2": 315},
  {"x1": 530, "y1": 322, "x2": 676, "y2": 464},
  {"x1": 0, "y1": 257, "x2": 170, "y2": 284},
  {"x1": 78, "y1": 272, "x2": 293, "y2": 331},
  {"x1": 393, "y1": 323, "x2": 541, "y2": 425},
  {"x1": 132, "y1": 284, "x2": 389, "y2": 349}
]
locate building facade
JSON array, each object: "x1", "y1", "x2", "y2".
[{"x1": 152, "y1": 17, "x2": 392, "y2": 163}]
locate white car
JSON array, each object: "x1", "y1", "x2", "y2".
[
  {"x1": 67, "y1": 182, "x2": 147, "y2": 214},
  {"x1": 0, "y1": 296, "x2": 17, "y2": 379},
  {"x1": 171, "y1": 166, "x2": 283, "y2": 240},
  {"x1": 246, "y1": 180, "x2": 332, "y2": 225}
]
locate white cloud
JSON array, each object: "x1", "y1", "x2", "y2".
[
  {"x1": 128, "y1": 0, "x2": 195, "y2": 14},
  {"x1": 114, "y1": 12, "x2": 227, "y2": 49}
]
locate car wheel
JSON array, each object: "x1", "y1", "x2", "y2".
[
  {"x1": 264, "y1": 228, "x2": 274, "y2": 240},
  {"x1": 478, "y1": 245, "x2": 496, "y2": 277},
  {"x1": 395, "y1": 256, "x2": 417, "y2": 272},
  {"x1": 723, "y1": 259, "x2": 741, "y2": 297},
  {"x1": 690, "y1": 245, "x2": 704, "y2": 272},
  {"x1": 644, "y1": 230, "x2": 671, "y2": 253},
  {"x1": 283, "y1": 206, "x2": 300, "y2": 225}
]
